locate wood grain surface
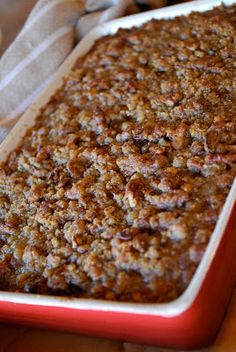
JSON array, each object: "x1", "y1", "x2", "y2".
[{"x1": 0, "y1": 1, "x2": 235, "y2": 351}]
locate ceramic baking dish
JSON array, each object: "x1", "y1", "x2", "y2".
[{"x1": 0, "y1": 0, "x2": 236, "y2": 349}]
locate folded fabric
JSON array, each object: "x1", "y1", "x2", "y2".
[{"x1": 0, "y1": 0, "x2": 167, "y2": 142}]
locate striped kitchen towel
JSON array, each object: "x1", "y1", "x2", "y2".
[{"x1": 0, "y1": 0, "x2": 167, "y2": 142}]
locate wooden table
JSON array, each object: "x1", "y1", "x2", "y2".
[{"x1": 0, "y1": 1, "x2": 235, "y2": 350}]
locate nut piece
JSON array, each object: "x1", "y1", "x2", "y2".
[{"x1": 167, "y1": 223, "x2": 188, "y2": 241}]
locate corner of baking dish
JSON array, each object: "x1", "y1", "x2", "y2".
[{"x1": 0, "y1": 0, "x2": 236, "y2": 318}]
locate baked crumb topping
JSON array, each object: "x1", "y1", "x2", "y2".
[{"x1": 0, "y1": 4, "x2": 235, "y2": 302}]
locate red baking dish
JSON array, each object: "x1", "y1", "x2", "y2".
[{"x1": 0, "y1": 0, "x2": 236, "y2": 349}]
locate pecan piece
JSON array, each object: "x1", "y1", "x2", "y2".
[
  {"x1": 115, "y1": 228, "x2": 139, "y2": 241},
  {"x1": 205, "y1": 154, "x2": 236, "y2": 165},
  {"x1": 204, "y1": 129, "x2": 220, "y2": 152},
  {"x1": 146, "y1": 190, "x2": 189, "y2": 210},
  {"x1": 125, "y1": 174, "x2": 144, "y2": 207}
]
